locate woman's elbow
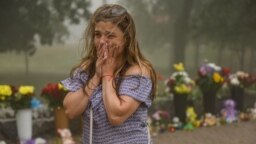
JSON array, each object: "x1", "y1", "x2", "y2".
[
  {"x1": 63, "y1": 100, "x2": 76, "y2": 119},
  {"x1": 108, "y1": 116, "x2": 125, "y2": 126}
]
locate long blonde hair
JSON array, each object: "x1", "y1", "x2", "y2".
[{"x1": 71, "y1": 4, "x2": 157, "y2": 99}]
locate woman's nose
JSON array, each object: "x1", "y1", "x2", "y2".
[{"x1": 99, "y1": 35, "x2": 108, "y2": 44}]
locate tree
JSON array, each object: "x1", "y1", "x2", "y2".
[
  {"x1": 124, "y1": 0, "x2": 194, "y2": 70},
  {"x1": 190, "y1": 0, "x2": 256, "y2": 71},
  {"x1": 173, "y1": 0, "x2": 194, "y2": 64},
  {"x1": 0, "y1": 0, "x2": 91, "y2": 74}
]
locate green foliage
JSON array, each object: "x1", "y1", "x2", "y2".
[
  {"x1": 190, "y1": 0, "x2": 256, "y2": 47},
  {"x1": 0, "y1": 0, "x2": 90, "y2": 54}
]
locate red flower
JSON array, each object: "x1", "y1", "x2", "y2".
[
  {"x1": 42, "y1": 83, "x2": 61, "y2": 99},
  {"x1": 221, "y1": 67, "x2": 231, "y2": 76},
  {"x1": 41, "y1": 83, "x2": 68, "y2": 108}
]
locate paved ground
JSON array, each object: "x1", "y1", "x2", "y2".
[
  {"x1": 1, "y1": 120, "x2": 256, "y2": 144},
  {"x1": 152, "y1": 121, "x2": 256, "y2": 144}
]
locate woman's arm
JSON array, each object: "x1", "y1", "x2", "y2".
[
  {"x1": 63, "y1": 75, "x2": 100, "y2": 119},
  {"x1": 64, "y1": 42, "x2": 107, "y2": 119},
  {"x1": 102, "y1": 65, "x2": 149, "y2": 125}
]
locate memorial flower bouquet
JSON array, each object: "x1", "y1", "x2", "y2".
[
  {"x1": 165, "y1": 63, "x2": 195, "y2": 94},
  {"x1": 10, "y1": 85, "x2": 36, "y2": 110},
  {"x1": 228, "y1": 71, "x2": 256, "y2": 88},
  {"x1": 0, "y1": 85, "x2": 16, "y2": 108},
  {"x1": 150, "y1": 110, "x2": 171, "y2": 132},
  {"x1": 41, "y1": 83, "x2": 68, "y2": 108},
  {"x1": 196, "y1": 62, "x2": 230, "y2": 92}
]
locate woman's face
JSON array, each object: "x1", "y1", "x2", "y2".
[{"x1": 94, "y1": 21, "x2": 125, "y2": 57}]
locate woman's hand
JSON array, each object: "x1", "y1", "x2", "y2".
[
  {"x1": 101, "y1": 43, "x2": 119, "y2": 76},
  {"x1": 96, "y1": 43, "x2": 119, "y2": 77},
  {"x1": 95, "y1": 43, "x2": 108, "y2": 78}
]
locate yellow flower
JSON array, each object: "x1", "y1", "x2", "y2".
[
  {"x1": 213, "y1": 72, "x2": 224, "y2": 83},
  {"x1": 186, "y1": 107, "x2": 197, "y2": 122},
  {"x1": 0, "y1": 85, "x2": 13, "y2": 101},
  {"x1": 0, "y1": 85, "x2": 12, "y2": 96},
  {"x1": 58, "y1": 83, "x2": 67, "y2": 91},
  {"x1": 174, "y1": 84, "x2": 189, "y2": 94},
  {"x1": 173, "y1": 63, "x2": 184, "y2": 71},
  {"x1": 19, "y1": 86, "x2": 34, "y2": 95},
  {"x1": 58, "y1": 83, "x2": 64, "y2": 90}
]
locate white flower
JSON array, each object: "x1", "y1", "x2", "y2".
[
  {"x1": 152, "y1": 111, "x2": 161, "y2": 120},
  {"x1": 208, "y1": 63, "x2": 221, "y2": 71},
  {"x1": 184, "y1": 77, "x2": 192, "y2": 83},
  {"x1": 236, "y1": 71, "x2": 249, "y2": 78},
  {"x1": 230, "y1": 78, "x2": 240, "y2": 85},
  {"x1": 229, "y1": 74, "x2": 239, "y2": 85}
]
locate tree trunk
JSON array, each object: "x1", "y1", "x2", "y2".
[
  {"x1": 173, "y1": 0, "x2": 194, "y2": 65},
  {"x1": 234, "y1": 44, "x2": 240, "y2": 71},
  {"x1": 217, "y1": 42, "x2": 224, "y2": 65},
  {"x1": 194, "y1": 41, "x2": 200, "y2": 68},
  {"x1": 249, "y1": 48, "x2": 255, "y2": 72},
  {"x1": 25, "y1": 50, "x2": 29, "y2": 75},
  {"x1": 240, "y1": 45, "x2": 246, "y2": 70}
]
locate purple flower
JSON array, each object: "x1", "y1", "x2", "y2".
[{"x1": 25, "y1": 139, "x2": 35, "y2": 144}]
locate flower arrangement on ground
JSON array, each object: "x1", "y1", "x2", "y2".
[
  {"x1": 197, "y1": 62, "x2": 230, "y2": 114},
  {"x1": 41, "y1": 83, "x2": 68, "y2": 109},
  {"x1": 165, "y1": 63, "x2": 195, "y2": 95},
  {"x1": 0, "y1": 85, "x2": 16, "y2": 108},
  {"x1": 10, "y1": 85, "x2": 36, "y2": 110},
  {"x1": 228, "y1": 71, "x2": 256, "y2": 88},
  {"x1": 228, "y1": 71, "x2": 256, "y2": 111},
  {"x1": 150, "y1": 110, "x2": 171, "y2": 133},
  {"x1": 196, "y1": 62, "x2": 230, "y2": 92}
]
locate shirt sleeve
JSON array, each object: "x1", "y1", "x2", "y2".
[
  {"x1": 61, "y1": 68, "x2": 88, "y2": 92},
  {"x1": 118, "y1": 75, "x2": 153, "y2": 108}
]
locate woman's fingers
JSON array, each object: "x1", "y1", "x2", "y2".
[
  {"x1": 96, "y1": 43, "x2": 102, "y2": 57},
  {"x1": 98, "y1": 43, "x2": 120, "y2": 65},
  {"x1": 107, "y1": 43, "x2": 117, "y2": 58},
  {"x1": 97, "y1": 44, "x2": 105, "y2": 58},
  {"x1": 97, "y1": 45, "x2": 108, "y2": 65}
]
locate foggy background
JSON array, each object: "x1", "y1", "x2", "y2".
[{"x1": 1, "y1": 0, "x2": 256, "y2": 95}]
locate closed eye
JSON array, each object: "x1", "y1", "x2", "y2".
[
  {"x1": 107, "y1": 34, "x2": 115, "y2": 39},
  {"x1": 95, "y1": 31, "x2": 101, "y2": 38},
  {"x1": 105, "y1": 31, "x2": 116, "y2": 38}
]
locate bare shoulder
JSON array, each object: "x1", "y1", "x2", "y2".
[{"x1": 125, "y1": 64, "x2": 151, "y2": 78}]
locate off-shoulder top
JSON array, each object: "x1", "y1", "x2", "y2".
[{"x1": 61, "y1": 68, "x2": 153, "y2": 144}]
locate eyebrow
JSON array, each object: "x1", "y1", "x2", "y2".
[
  {"x1": 105, "y1": 31, "x2": 115, "y2": 35},
  {"x1": 94, "y1": 29, "x2": 115, "y2": 35}
]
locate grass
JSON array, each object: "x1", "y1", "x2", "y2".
[
  {"x1": 0, "y1": 44, "x2": 82, "y2": 95},
  {"x1": 0, "y1": 44, "x2": 81, "y2": 74}
]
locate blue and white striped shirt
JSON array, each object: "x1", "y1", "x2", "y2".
[{"x1": 61, "y1": 68, "x2": 152, "y2": 144}]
